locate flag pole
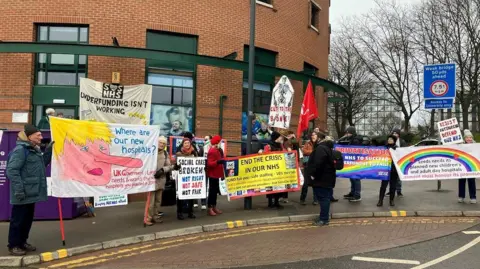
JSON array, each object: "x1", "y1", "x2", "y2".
[{"x1": 57, "y1": 198, "x2": 66, "y2": 246}]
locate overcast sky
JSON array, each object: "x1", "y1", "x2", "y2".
[{"x1": 329, "y1": 0, "x2": 423, "y2": 33}]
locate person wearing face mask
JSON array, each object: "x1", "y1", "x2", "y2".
[
  {"x1": 458, "y1": 130, "x2": 477, "y2": 204},
  {"x1": 145, "y1": 136, "x2": 178, "y2": 226},
  {"x1": 6, "y1": 124, "x2": 54, "y2": 256},
  {"x1": 377, "y1": 135, "x2": 398, "y2": 207}
]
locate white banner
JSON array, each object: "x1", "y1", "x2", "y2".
[
  {"x1": 79, "y1": 78, "x2": 152, "y2": 125},
  {"x1": 390, "y1": 144, "x2": 480, "y2": 181},
  {"x1": 268, "y1": 75, "x2": 294, "y2": 129},
  {"x1": 94, "y1": 194, "x2": 128, "y2": 208},
  {"x1": 177, "y1": 157, "x2": 207, "y2": 200},
  {"x1": 50, "y1": 117, "x2": 159, "y2": 197},
  {"x1": 437, "y1": 118, "x2": 463, "y2": 145}
]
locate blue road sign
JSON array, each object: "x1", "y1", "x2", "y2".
[
  {"x1": 425, "y1": 99, "x2": 454, "y2": 109},
  {"x1": 424, "y1": 63, "x2": 456, "y2": 99}
]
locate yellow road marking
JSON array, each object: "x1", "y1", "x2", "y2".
[
  {"x1": 391, "y1": 211, "x2": 398, "y2": 217},
  {"x1": 235, "y1": 220, "x2": 244, "y2": 227},
  {"x1": 57, "y1": 249, "x2": 68, "y2": 259},
  {"x1": 226, "y1": 221, "x2": 235, "y2": 229},
  {"x1": 41, "y1": 252, "x2": 53, "y2": 262},
  {"x1": 400, "y1": 211, "x2": 407, "y2": 217}
]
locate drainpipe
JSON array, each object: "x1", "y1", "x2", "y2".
[{"x1": 219, "y1": 95, "x2": 227, "y2": 136}]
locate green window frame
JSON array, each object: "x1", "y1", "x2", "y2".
[{"x1": 35, "y1": 25, "x2": 89, "y2": 86}]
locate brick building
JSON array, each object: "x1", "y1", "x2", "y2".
[{"x1": 0, "y1": 0, "x2": 339, "y2": 151}]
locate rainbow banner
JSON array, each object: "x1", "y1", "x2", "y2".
[
  {"x1": 390, "y1": 144, "x2": 480, "y2": 181},
  {"x1": 334, "y1": 145, "x2": 392, "y2": 180}
]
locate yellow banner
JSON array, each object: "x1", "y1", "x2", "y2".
[{"x1": 224, "y1": 152, "x2": 300, "y2": 200}]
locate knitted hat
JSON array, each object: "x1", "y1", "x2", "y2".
[
  {"x1": 464, "y1": 129, "x2": 473, "y2": 138},
  {"x1": 158, "y1": 136, "x2": 167, "y2": 144},
  {"x1": 392, "y1": 128, "x2": 402, "y2": 135},
  {"x1": 345, "y1": 126, "x2": 356, "y2": 135},
  {"x1": 24, "y1": 124, "x2": 40, "y2": 137},
  {"x1": 210, "y1": 135, "x2": 222, "y2": 145}
]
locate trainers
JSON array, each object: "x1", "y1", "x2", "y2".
[
  {"x1": 397, "y1": 192, "x2": 404, "y2": 197},
  {"x1": 343, "y1": 193, "x2": 353, "y2": 199},
  {"x1": 283, "y1": 199, "x2": 289, "y2": 204},
  {"x1": 22, "y1": 243, "x2": 36, "y2": 252},
  {"x1": 470, "y1": 199, "x2": 477, "y2": 204},
  {"x1": 9, "y1": 247, "x2": 26, "y2": 256},
  {"x1": 458, "y1": 198, "x2": 465, "y2": 203},
  {"x1": 312, "y1": 201, "x2": 319, "y2": 205},
  {"x1": 201, "y1": 205, "x2": 207, "y2": 210},
  {"x1": 156, "y1": 212, "x2": 164, "y2": 217},
  {"x1": 348, "y1": 197, "x2": 362, "y2": 202},
  {"x1": 312, "y1": 220, "x2": 329, "y2": 226},
  {"x1": 300, "y1": 200, "x2": 307, "y2": 205},
  {"x1": 330, "y1": 197, "x2": 339, "y2": 202},
  {"x1": 193, "y1": 204, "x2": 199, "y2": 208}
]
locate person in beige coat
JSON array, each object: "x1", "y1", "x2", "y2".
[{"x1": 146, "y1": 136, "x2": 175, "y2": 226}]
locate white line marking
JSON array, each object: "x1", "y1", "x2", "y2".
[
  {"x1": 463, "y1": 231, "x2": 480, "y2": 235},
  {"x1": 411, "y1": 236, "x2": 480, "y2": 269},
  {"x1": 351, "y1": 256, "x2": 421, "y2": 265}
]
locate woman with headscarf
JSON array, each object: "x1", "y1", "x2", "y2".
[
  {"x1": 206, "y1": 135, "x2": 225, "y2": 216},
  {"x1": 377, "y1": 135, "x2": 398, "y2": 207},
  {"x1": 262, "y1": 131, "x2": 287, "y2": 209},
  {"x1": 458, "y1": 130, "x2": 477, "y2": 204},
  {"x1": 175, "y1": 138, "x2": 198, "y2": 220}
]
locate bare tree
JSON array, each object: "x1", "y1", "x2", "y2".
[
  {"x1": 347, "y1": 0, "x2": 422, "y2": 132},
  {"x1": 368, "y1": 111, "x2": 402, "y2": 136},
  {"x1": 328, "y1": 32, "x2": 375, "y2": 136}
]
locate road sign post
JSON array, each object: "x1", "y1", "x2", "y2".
[{"x1": 423, "y1": 63, "x2": 456, "y2": 110}]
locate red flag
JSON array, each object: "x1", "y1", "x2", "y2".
[{"x1": 297, "y1": 80, "x2": 318, "y2": 138}]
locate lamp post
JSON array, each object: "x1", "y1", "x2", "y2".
[{"x1": 244, "y1": 0, "x2": 256, "y2": 210}]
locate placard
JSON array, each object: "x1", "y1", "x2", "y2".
[
  {"x1": 176, "y1": 157, "x2": 207, "y2": 200},
  {"x1": 268, "y1": 76, "x2": 294, "y2": 129},
  {"x1": 437, "y1": 118, "x2": 463, "y2": 145}
]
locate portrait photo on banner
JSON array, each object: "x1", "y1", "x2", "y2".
[
  {"x1": 241, "y1": 112, "x2": 270, "y2": 141},
  {"x1": 150, "y1": 105, "x2": 193, "y2": 137}
]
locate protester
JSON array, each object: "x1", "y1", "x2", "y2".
[
  {"x1": 197, "y1": 135, "x2": 213, "y2": 210},
  {"x1": 377, "y1": 135, "x2": 398, "y2": 207},
  {"x1": 145, "y1": 136, "x2": 177, "y2": 226},
  {"x1": 280, "y1": 130, "x2": 299, "y2": 203},
  {"x1": 261, "y1": 131, "x2": 287, "y2": 209},
  {"x1": 206, "y1": 135, "x2": 225, "y2": 216},
  {"x1": 175, "y1": 138, "x2": 197, "y2": 220},
  {"x1": 307, "y1": 136, "x2": 336, "y2": 226},
  {"x1": 37, "y1": 108, "x2": 55, "y2": 130},
  {"x1": 391, "y1": 128, "x2": 406, "y2": 197},
  {"x1": 458, "y1": 130, "x2": 477, "y2": 204},
  {"x1": 6, "y1": 124, "x2": 54, "y2": 256},
  {"x1": 300, "y1": 131, "x2": 320, "y2": 205},
  {"x1": 338, "y1": 126, "x2": 363, "y2": 202},
  {"x1": 56, "y1": 112, "x2": 64, "y2": 118},
  {"x1": 176, "y1": 132, "x2": 199, "y2": 156}
]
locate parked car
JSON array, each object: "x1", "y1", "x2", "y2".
[{"x1": 413, "y1": 138, "x2": 441, "y2": 147}]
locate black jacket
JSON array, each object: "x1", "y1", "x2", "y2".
[
  {"x1": 387, "y1": 144, "x2": 399, "y2": 181},
  {"x1": 337, "y1": 135, "x2": 362, "y2": 146},
  {"x1": 306, "y1": 141, "x2": 336, "y2": 188}
]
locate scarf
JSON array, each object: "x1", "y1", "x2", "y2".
[{"x1": 181, "y1": 145, "x2": 194, "y2": 155}]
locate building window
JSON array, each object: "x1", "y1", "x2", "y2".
[
  {"x1": 310, "y1": 0, "x2": 321, "y2": 31},
  {"x1": 35, "y1": 25, "x2": 88, "y2": 86}
]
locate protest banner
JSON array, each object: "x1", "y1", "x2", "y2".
[
  {"x1": 390, "y1": 144, "x2": 480, "y2": 181},
  {"x1": 335, "y1": 145, "x2": 392, "y2": 180},
  {"x1": 176, "y1": 157, "x2": 207, "y2": 200},
  {"x1": 50, "y1": 117, "x2": 159, "y2": 197},
  {"x1": 94, "y1": 194, "x2": 128, "y2": 208},
  {"x1": 437, "y1": 117, "x2": 463, "y2": 145},
  {"x1": 224, "y1": 152, "x2": 300, "y2": 200},
  {"x1": 169, "y1": 136, "x2": 227, "y2": 160},
  {"x1": 268, "y1": 76, "x2": 295, "y2": 129},
  {"x1": 79, "y1": 78, "x2": 152, "y2": 125}
]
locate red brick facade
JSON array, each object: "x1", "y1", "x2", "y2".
[{"x1": 0, "y1": 0, "x2": 331, "y2": 145}]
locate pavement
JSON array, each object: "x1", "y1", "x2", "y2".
[
  {"x1": 0, "y1": 179, "x2": 479, "y2": 267},
  {"x1": 34, "y1": 217, "x2": 480, "y2": 269}
]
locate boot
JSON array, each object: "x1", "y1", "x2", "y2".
[
  {"x1": 274, "y1": 198, "x2": 284, "y2": 209},
  {"x1": 389, "y1": 192, "x2": 395, "y2": 206},
  {"x1": 213, "y1": 207, "x2": 223, "y2": 214},
  {"x1": 188, "y1": 212, "x2": 196, "y2": 219},
  {"x1": 377, "y1": 188, "x2": 386, "y2": 206},
  {"x1": 177, "y1": 213, "x2": 185, "y2": 220},
  {"x1": 208, "y1": 208, "x2": 217, "y2": 216},
  {"x1": 377, "y1": 200, "x2": 383, "y2": 207}
]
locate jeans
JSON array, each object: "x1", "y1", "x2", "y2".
[
  {"x1": 350, "y1": 179, "x2": 361, "y2": 198},
  {"x1": 176, "y1": 199, "x2": 194, "y2": 214},
  {"x1": 300, "y1": 183, "x2": 318, "y2": 202},
  {"x1": 313, "y1": 187, "x2": 333, "y2": 223},
  {"x1": 459, "y1": 178, "x2": 477, "y2": 199},
  {"x1": 208, "y1": 178, "x2": 220, "y2": 207},
  {"x1": 396, "y1": 179, "x2": 402, "y2": 193},
  {"x1": 8, "y1": 203, "x2": 35, "y2": 248}
]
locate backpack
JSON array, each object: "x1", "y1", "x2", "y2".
[{"x1": 332, "y1": 149, "x2": 344, "y2": 170}]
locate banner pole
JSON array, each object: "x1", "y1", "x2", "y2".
[
  {"x1": 143, "y1": 192, "x2": 151, "y2": 227},
  {"x1": 57, "y1": 198, "x2": 66, "y2": 246}
]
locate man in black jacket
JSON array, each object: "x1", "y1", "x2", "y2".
[
  {"x1": 337, "y1": 126, "x2": 363, "y2": 202},
  {"x1": 307, "y1": 136, "x2": 336, "y2": 226}
]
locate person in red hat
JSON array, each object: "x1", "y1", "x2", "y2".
[{"x1": 206, "y1": 135, "x2": 225, "y2": 216}]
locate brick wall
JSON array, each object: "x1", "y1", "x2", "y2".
[{"x1": 0, "y1": 0, "x2": 331, "y2": 138}]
